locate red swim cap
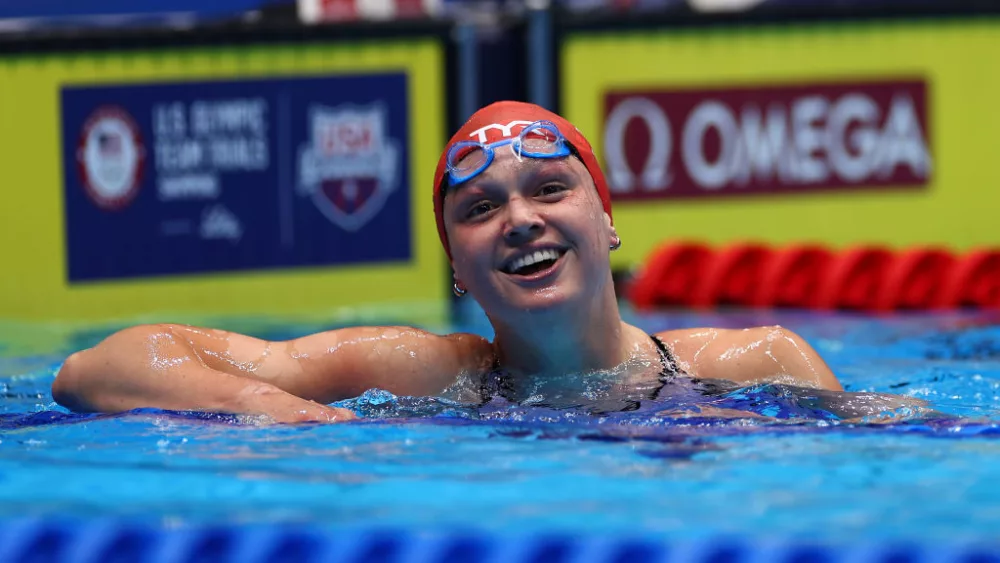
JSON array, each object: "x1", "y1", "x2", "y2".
[{"x1": 433, "y1": 101, "x2": 613, "y2": 262}]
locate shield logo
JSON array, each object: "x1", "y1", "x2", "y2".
[{"x1": 298, "y1": 104, "x2": 399, "y2": 232}]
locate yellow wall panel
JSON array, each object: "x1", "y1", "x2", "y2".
[
  {"x1": 0, "y1": 39, "x2": 447, "y2": 324},
  {"x1": 562, "y1": 20, "x2": 1000, "y2": 268}
]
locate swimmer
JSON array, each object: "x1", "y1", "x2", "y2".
[{"x1": 51, "y1": 102, "x2": 843, "y2": 423}]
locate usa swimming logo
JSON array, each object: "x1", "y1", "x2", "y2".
[{"x1": 297, "y1": 104, "x2": 400, "y2": 232}]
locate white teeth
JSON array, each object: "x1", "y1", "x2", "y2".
[{"x1": 507, "y1": 249, "x2": 562, "y2": 273}]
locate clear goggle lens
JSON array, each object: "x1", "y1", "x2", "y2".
[
  {"x1": 517, "y1": 125, "x2": 561, "y2": 154},
  {"x1": 450, "y1": 145, "x2": 491, "y2": 174}
]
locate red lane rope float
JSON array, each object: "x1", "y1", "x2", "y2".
[
  {"x1": 875, "y1": 248, "x2": 957, "y2": 311},
  {"x1": 752, "y1": 245, "x2": 835, "y2": 309},
  {"x1": 630, "y1": 243, "x2": 1000, "y2": 311},
  {"x1": 813, "y1": 246, "x2": 894, "y2": 312},
  {"x1": 935, "y1": 249, "x2": 1000, "y2": 309},
  {"x1": 690, "y1": 243, "x2": 773, "y2": 308},
  {"x1": 629, "y1": 242, "x2": 714, "y2": 309}
]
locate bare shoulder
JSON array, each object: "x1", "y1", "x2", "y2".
[
  {"x1": 652, "y1": 325, "x2": 843, "y2": 391},
  {"x1": 433, "y1": 330, "x2": 497, "y2": 372},
  {"x1": 652, "y1": 326, "x2": 782, "y2": 359}
]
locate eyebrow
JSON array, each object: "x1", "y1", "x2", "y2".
[
  {"x1": 441, "y1": 146, "x2": 584, "y2": 204},
  {"x1": 449, "y1": 183, "x2": 491, "y2": 203},
  {"x1": 469, "y1": 159, "x2": 576, "y2": 193}
]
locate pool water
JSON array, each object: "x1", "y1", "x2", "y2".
[{"x1": 2, "y1": 307, "x2": 1000, "y2": 546}]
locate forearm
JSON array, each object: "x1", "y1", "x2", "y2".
[
  {"x1": 55, "y1": 352, "x2": 245, "y2": 414},
  {"x1": 51, "y1": 326, "x2": 352, "y2": 422}
]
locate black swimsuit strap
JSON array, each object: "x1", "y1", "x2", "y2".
[
  {"x1": 650, "y1": 334, "x2": 683, "y2": 380},
  {"x1": 648, "y1": 334, "x2": 687, "y2": 403}
]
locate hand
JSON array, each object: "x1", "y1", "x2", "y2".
[
  {"x1": 268, "y1": 403, "x2": 358, "y2": 424},
  {"x1": 234, "y1": 382, "x2": 358, "y2": 424}
]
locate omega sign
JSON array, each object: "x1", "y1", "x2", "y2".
[{"x1": 602, "y1": 79, "x2": 931, "y2": 200}]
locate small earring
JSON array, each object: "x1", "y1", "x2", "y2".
[
  {"x1": 610, "y1": 236, "x2": 622, "y2": 251},
  {"x1": 452, "y1": 282, "x2": 467, "y2": 297}
]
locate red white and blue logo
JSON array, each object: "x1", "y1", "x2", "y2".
[
  {"x1": 297, "y1": 103, "x2": 400, "y2": 232},
  {"x1": 76, "y1": 106, "x2": 145, "y2": 211}
]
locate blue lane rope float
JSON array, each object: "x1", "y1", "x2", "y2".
[{"x1": 0, "y1": 519, "x2": 998, "y2": 563}]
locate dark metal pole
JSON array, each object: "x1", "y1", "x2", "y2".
[
  {"x1": 526, "y1": 0, "x2": 553, "y2": 110},
  {"x1": 455, "y1": 21, "x2": 480, "y2": 123}
]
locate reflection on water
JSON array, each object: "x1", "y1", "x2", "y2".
[{"x1": 333, "y1": 374, "x2": 938, "y2": 429}]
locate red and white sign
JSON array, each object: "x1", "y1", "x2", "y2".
[
  {"x1": 602, "y1": 79, "x2": 931, "y2": 201},
  {"x1": 76, "y1": 106, "x2": 145, "y2": 211},
  {"x1": 298, "y1": 0, "x2": 439, "y2": 22}
]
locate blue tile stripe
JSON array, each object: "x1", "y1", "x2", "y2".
[{"x1": 0, "y1": 519, "x2": 997, "y2": 563}]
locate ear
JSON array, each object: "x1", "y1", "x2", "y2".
[{"x1": 604, "y1": 212, "x2": 618, "y2": 245}]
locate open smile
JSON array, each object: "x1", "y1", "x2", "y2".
[{"x1": 500, "y1": 247, "x2": 568, "y2": 280}]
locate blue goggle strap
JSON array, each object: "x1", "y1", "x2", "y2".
[{"x1": 446, "y1": 121, "x2": 570, "y2": 186}]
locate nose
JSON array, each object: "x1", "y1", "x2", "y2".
[{"x1": 502, "y1": 196, "x2": 543, "y2": 245}]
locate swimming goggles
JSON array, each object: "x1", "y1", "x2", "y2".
[{"x1": 445, "y1": 120, "x2": 572, "y2": 187}]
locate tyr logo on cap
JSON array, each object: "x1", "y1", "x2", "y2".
[{"x1": 467, "y1": 120, "x2": 535, "y2": 143}]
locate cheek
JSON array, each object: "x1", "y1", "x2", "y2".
[
  {"x1": 565, "y1": 197, "x2": 610, "y2": 243},
  {"x1": 448, "y1": 227, "x2": 493, "y2": 277}
]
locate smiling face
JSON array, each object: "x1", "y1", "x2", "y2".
[{"x1": 442, "y1": 147, "x2": 617, "y2": 319}]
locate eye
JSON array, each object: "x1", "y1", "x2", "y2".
[
  {"x1": 466, "y1": 201, "x2": 496, "y2": 219},
  {"x1": 537, "y1": 183, "x2": 567, "y2": 197}
]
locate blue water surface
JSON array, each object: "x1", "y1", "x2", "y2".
[{"x1": 2, "y1": 307, "x2": 1000, "y2": 545}]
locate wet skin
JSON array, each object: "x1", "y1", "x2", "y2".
[{"x1": 52, "y1": 151, "x2": 842, "y2": 423}]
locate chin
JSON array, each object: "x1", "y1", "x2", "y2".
[{"x1": 500, "y1": 284, "x2": 584, "y2": 316}]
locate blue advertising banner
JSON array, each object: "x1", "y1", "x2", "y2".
[
  {"x1": 61, "y1": 73, "x2": 411, "y2": 282},
  {"x1": 0, "y1": 0, "x2": 292, "y2": 33},
  {"x1": 0, "y1": 0, "x2": 288, "y2": 20}
]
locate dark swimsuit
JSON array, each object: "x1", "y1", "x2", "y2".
[
  {"x1": 651, "y1": 334, "x2": 684, "y2": 382},
  {"x1": 480, "y1": 334, "x2": 685, "y2": 407}
]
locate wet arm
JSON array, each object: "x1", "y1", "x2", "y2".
[
  {"x1": 51, "y1": 324, "x2": 355, "y2": 422},
  {"x1": 52, "y1": 323, "x2": 492, "y2": 419}
]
